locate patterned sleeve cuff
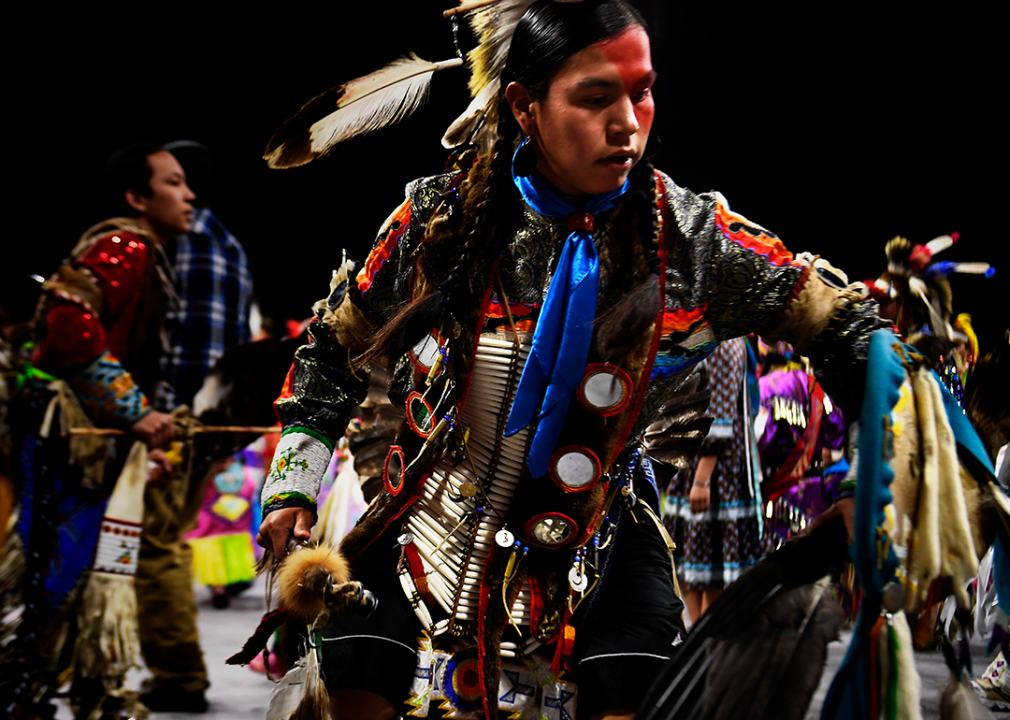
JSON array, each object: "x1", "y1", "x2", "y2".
[
  {"x1": 699, "y1": 419, "x2": 732, "y2": 453},
  {"x1": 706, "y1": 419, "x2": 734, "y2": 439},
  {"x1": 69, "y1": 350, "x2": 151, "y2": 427},
  {"x1": 261, "y1": 427, "x2": 334, "y2": 514}
]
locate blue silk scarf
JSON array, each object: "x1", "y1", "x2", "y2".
[{"x1": 503, "y1": 140, "x2": 630, "y2": 478}]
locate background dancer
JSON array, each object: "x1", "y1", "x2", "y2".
[
  {"x1": 135, "y1": 140, "x2": 255, "y2": 714},
  {"x1": 5, "y1": 143, "x2": 191, "y2": 718},
  {"x1": 664, "y1": 337, "x2": 767, "y2": 623}
]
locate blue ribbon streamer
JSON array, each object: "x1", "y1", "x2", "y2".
[{"x1": 503, "y1": 139, "x2": 629, "y2": 477}]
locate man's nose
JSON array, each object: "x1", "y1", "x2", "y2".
[{"x1": 609, "y1": 96, "x2": 639, "y2": 138}]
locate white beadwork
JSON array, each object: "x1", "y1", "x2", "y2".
[{"x1": 261, "y1": 431, "x2": 333, "y2": 507}]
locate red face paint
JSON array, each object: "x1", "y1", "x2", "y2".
[
  {"x1": 599, "y1": 26, "x2": 656, "y2": 136},
  {"x1": 525, "y1": 25, "x2": 657, "y2": 196}
]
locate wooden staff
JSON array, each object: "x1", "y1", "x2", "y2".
[{"x1": 69, "y1": 426, "x2": 281, "y2": 436}]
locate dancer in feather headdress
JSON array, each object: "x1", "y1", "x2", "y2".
[
  {"x1": 240, "y1": 2, "x2": 1003, "y2": 719},
  {"x1": 865, "y1": 234, "x2": 993, "y2": 400}
]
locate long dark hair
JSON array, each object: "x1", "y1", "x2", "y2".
[{"x1": 357, "y1": 0, "x2": 655, "y2": 370}]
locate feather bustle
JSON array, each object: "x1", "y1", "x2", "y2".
[{"x1": 637, "y1": 516, "x2": 850, "y2": 720}]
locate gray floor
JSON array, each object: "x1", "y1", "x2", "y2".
[{"x1": 53, "y1": 580, "x2": 999, "y2": 719}]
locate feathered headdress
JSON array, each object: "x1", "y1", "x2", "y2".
[
  {"x1": 864, "y1": 234, "x2": 995, "y2": 343},
  {"x1": 441, "y1": 0, "x2": 536, "y2": 150},
  {"x1": 264, "y1": 0, "x2": 534, "y2": 168}
]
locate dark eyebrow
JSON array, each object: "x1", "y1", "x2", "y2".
[
  {"x1": 573, "y1": 77, "x2": 619, "y2": 91},
  {"x1": 573, "y1": 70, "x2": 658, "y2": 92},
  {"x1": 636, "y1": 70, "x2": 658, "y2": 87}
]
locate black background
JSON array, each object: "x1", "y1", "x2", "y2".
[{"x1": 6, "y1": 3, "x2": 1005, "y2": 349}]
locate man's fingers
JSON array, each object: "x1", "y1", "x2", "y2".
[
  {"x1": 293, "y1": 512, "x2": 313, "y2": 540},
  {"x1": 256, "y1": 508, "x2": 316, "y2": 561},
  {"x1": 271, "y1": 524, "x2": 290, "y2": 559}
]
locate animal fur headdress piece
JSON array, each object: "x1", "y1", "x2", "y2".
[
  {"x1": 263, "y1": 0, "x2": 566, "y2": 168},
  {"x1": 863, "y1": 233, "x2": 994, "y2": 343}
]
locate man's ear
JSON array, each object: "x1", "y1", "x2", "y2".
[
  {"x1": 504, "y1": 81, "x2": 537, "y2": 136},
  {"x1": 124, "y1": 189, "x2": 147, "y2": 214}
]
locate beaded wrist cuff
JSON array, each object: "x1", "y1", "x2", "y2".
[{"x1": 260, "y1": 429, "x2": 332, "y2": 513}]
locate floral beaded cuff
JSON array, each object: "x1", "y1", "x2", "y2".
[
  {"x1": 69, "y1": 350, "x2": 151, "y2": 427},
  {"x1": 260, "y1": 428, "x2": 333, "y2": 515}
]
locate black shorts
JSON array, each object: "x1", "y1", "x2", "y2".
[{"x1": 319, "y1": 505, "x2": 686, "y2": 718}]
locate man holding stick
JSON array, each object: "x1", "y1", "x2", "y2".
[{"x1": 7, "y1": 143, "x2": 194, "y2": 717}]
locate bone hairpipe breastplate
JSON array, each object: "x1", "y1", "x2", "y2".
[{"x1": 398, "y1": 332, "x2": 536, "y2": 651}]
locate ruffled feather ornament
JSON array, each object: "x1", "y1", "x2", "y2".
[{"x1": 441, "y1": 0, "x2": 535, "y2": 149}]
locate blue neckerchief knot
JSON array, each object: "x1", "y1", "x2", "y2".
[{"x1": 503, "y1": 139, "x2": 630, "y2": 478}]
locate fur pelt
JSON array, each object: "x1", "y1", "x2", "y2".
[
  {"x1": 312, "y1": 259, "x2": 375, "y2": 354},
  {"x1": 761, "y1": 256, "x2": 864, "y2": 355},
  {"x1": 893, "y1": 610, "x2": 923, "y2": 720},
  {"x1": 278, "y1": 544, "x2": 350, "y2": 620},
  {"x1": 940, "y1": 640, "x2": 996, "y2": 720}
]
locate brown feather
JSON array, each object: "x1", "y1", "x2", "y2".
[{"x1": 265, "y1": 56, "x2": 462, "y2": 169}]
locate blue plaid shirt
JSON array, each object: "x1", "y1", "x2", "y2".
[{"x1": 161, "y1": 207, "x2": 254, "y2": 407}]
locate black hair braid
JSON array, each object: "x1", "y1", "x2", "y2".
[
  {"x1": 354, "y1": 131, "x2": 516, "y2": 371},
  {"x1": 440, "y1": 130, "x2": 516, "y2": 325},
  {"x1": 594, "y1": 158, "x2": 662, "y2": 365},
  {"x1": 634, "y1": 157, "x2": 661, "y2": 273}
]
